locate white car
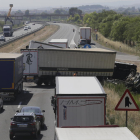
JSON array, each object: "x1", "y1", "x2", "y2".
[
  {"x1": 0, "y1": 96, "x2": 3, "y2": 111},
  {"x1": 28, "y1": 26, "x2": 31, "y2": 29},
  {"x1": 24, "y1": 26, "x2": 28, "y2": 31}
]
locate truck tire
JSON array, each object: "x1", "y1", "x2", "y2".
[{"x1": 37, "y1": 81, "x2": 42, "y2": 86}]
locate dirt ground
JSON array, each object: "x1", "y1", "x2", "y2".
[{"x1": 0, "y1": 24, "x2": 59, "y2": 53}]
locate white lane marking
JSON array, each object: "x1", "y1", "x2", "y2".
[
  {"x1": 17, "y1": 102, "x2": 22, "y2": 108},
  {"x1": 70, "y1": 29, "x2": 77, "y2": 48}
]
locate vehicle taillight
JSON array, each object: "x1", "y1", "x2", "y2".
[
  {"x1": 37, "y1": 115, "x2": 43, "y2": 118},
  {"x1": 11, "y1": 122, "x2": 16, "y2": 126},
  {"x1": 30, "y1": 122, "x2": 35, "y2": 125}
]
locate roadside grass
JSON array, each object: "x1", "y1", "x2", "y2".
[
  {"x1": 0, "y1": 24, "x2": 59, "y2": 53},
  {"x1": 93, "y1": 32, "x2": 140, "y2": 56},
  {"x1": 104, "y1": 82, "x2": 140, "y2": 139}
]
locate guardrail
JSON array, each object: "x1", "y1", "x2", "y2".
[{"x1": 0, "y1": 22, "x2": 48, "y2": 48}]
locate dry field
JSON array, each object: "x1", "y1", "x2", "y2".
[
  {"x1": 104, "y1": 87, "x2": 140, "y2": 139},
  {"x1": 95, "y1": 32, "x2": 140, "y2": 56},
  {"x1": 0, "y1": 24, "x2": 59, "y2": 53}
]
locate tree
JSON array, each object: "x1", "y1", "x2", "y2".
[
  {"x1": 69, "y1": 7, "x2": 82, "y2": 17},
  {"x1": 25, "y1": 10, "x2": 29, "y2": 16}
]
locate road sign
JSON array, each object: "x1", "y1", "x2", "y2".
[
  {"x1": 83, "y1": 44, "x2": 91, "y2": 48},
  {"x1": 115, "y1": 89, "x2": 139, "y2": 111}
]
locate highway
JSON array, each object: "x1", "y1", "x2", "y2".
[
  {"x1": 0, "y1": 22, "x2": 140, "y2": 140},
  {"x1": 0, "y1": 23, "x2": 42, "y2": 42},
  {"x1": 45, "y1": 22, "x2": 140, "y2": 61}
]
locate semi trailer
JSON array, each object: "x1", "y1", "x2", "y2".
[
  {"x1": 21, "y1": 47, "x2": 116, "y2": 86},
  {"x1": 48, "y1": 39, "x2": 68, "y2": 48},
  {"x1": 0, "y1": 53, "x2": 23, "y2": 101},
  {"x1": 79, "y1": 27, "x2": 91, "y2": 44},
  {"x1": 52, "y1": 77, "x2": 107, "y2": 127},
  {"x1": 55, "y1": 126, "x2": 139, "y2": 140}
]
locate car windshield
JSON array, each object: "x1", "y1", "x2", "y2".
[
  {"x1": 13, "y1": 116, "x2": 33, "y2": 122},
  {"x1": 21, "y1": 108, "x2": 41, "y2": 113},
  {"x1": 81, "y1": 40, "x2": 86, "y2": 43}
]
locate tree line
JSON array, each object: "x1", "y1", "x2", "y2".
[{"x1": 83, "y1": 10, "x2": 140, "y2": 43}]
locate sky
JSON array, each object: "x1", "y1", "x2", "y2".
[{"x1": 0, "y1": 0, "x2": 140, "y2": 9}]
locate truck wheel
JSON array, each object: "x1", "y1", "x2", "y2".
[{"x1": 37, "y1": 81, "x2": 42, "y2": 86}]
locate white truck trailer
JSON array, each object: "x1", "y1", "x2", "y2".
[
  {"x1": 55, "y1": 127, "x2": 139, "y2": 140},
  {"x1": 49, "y1": 39, "x2": 68, "y2": 48},
  {"x1": 29, "y1": 40, "x2": 63, "y2": 49},
  {"x1": 52, "y1": 77, "x2": 106, "y2": 127},
  {"x1": 21, "y1": 47, "x2": 116, "y2": 86},
  {"x1": 80, "y1": 27, "x2": 91, "y2": 44}
]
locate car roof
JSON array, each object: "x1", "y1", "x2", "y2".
[
  {"x1": 21, "y1": 106, "x2": 41, "y2": 110},
  {"x1": 15, "y1": 112, "x2": 35, "y2": 116}
]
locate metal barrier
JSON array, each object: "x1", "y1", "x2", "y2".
[{"x1": 0, "y1": 22, "x2": 48, "y2": 48}]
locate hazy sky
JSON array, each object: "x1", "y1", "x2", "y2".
[{"x1": 0, "y1": 0, "x2": 140, "y2": 9}]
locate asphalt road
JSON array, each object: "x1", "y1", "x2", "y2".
[
  {"x1": 0, "y1": 23, "x2": 42, "y2": 43},
  {"x1": 45, "y1": 22, "x2": 140, "y2": 61},
  {"x1": 0, "y1": 22, "x2": 140, "y2": 140},
  {"x1": 0, "y1": 82, "x2": 55, "y2": 140}
]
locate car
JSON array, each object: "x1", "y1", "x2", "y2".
[
  {"x1": 0, "y1": 35, "x2": 5, "y2": 42},
  {"x1": 24, "y1": 26, "x2": 28, "y2": 31},
  {"x1": 32, "y1": 23, "x2": 35, "y2": 25},
  {"x1": 9, "y1": 112, "x2": 41, "y2": 140},
  {"x1": 78, "y1": 39, "x2": 87, "y2": 45},
  {"x1": 19, "y1": 106, "x2": 45, "y2": 129},
  {"x1": 0, "y1": 96, "x2": 3, "y2": 111},
  {"x1": 28, "y1": 26, "x2": 31, "y2": 29}
]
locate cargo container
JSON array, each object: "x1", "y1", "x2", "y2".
[
  {"x1": 29, "y1": 40, "x2": 63, "y2": 49},
  {"x1": 55, "y1": 127, "x2": 139, "y2": 140},
  {"x1": 52, "y1": 77, "x2": 106, "y2": 127},
  {"x1": 79, "y1": 27, "x2": 91, "y2": 44},
  {"x1": 0, "y1": 53, "x2": 23, "y2": 101},
  {"x1": 21, "y1": 47, "x2": 116, "y2": 86},
  {"x1": 49, "y1": 39, "x2": 68, "y2": 48}
]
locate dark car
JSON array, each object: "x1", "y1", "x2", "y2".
[
  {"x1": 78, "y1": 39, "x2": 87, "y2": 45},
  {"x1": 9, "y1": 112, "x2": 41, "y2": 140},
  {"x1": 32, "y1": 23, "x2": 35, "y2": 25},
  {"x1": 19, "y1": 106, "x2": 45, "y2": 129},
  {"x1": 0, "y1": 35, "x2": 5, "y2": 42}
]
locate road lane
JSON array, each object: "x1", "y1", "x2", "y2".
[
  {"x1": 0, "y1": 82, "x2": 55, "y2": 140},
  {"x1": 0, "y1": 23, "x2": 42, "y2": 43}
]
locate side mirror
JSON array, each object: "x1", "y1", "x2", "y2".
[
  {"x1": 42, "y1": 110, "x2": 45, "y2": 112},
  {"x1": 11, "y1": 118, "x2": 13, "y2": 120}
]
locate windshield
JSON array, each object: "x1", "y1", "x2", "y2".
[
  {"x1": 13, "y1": 116, "x2": 33, "y2": 122},
  {"x1": 21, "y1": 108, "x2": 41, "y2": 113},
  {"x1": 3, "y1": 28, "x2": 10, "y2": 31}
]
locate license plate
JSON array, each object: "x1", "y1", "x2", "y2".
[{"x1": 17, "y1": 124, "x2": 27, "y2": 127}]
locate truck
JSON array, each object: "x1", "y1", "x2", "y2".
[
  {"x1": 29, "y1": 40, "x2": 63, "y2": 49},
  {"x1": 49, "y1": 39, "x2": 68, "y2": 48},
  {"x1": 55, "y1": 126, "x2": 139, "y2": 140},
  {"x1": 0, "y1": 53, "x2": 23, "y2": 101},
  {"x1": 52, "y1": 76, "x2": 107, "y2": 127},
  {"x1": 3, "y1": 25, "x2": 13, "y2": 37},
  {"x1": 21, "y1": 47, "x2": 116, "y2": 86},
  {"x1": 79, "y1": 27, "x2": 91, "y2": 44}
]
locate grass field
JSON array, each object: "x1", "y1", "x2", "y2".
[{"x1": 104, "y1": 82, "x2": 140, "y2": 139}]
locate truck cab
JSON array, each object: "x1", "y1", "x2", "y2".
[{"x1": 3, "y1": 25, "x2": 13, "y2": 37}]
